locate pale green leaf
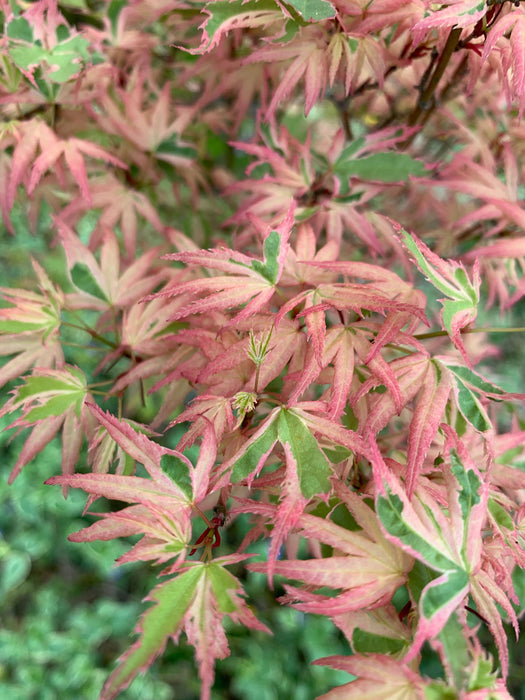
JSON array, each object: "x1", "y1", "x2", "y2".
[
  {"x1": 488, "y1": 497, "x2": 514, "y2": 531},
  {"x1": 284, "y1": 0, "x2": 336, "y2": 20},
  {"x1": 102, "y1": 567, "x2": 204, "y2": 698},
  {"x1": 231, "y1": 416, "x2": 279, "y2": 482},
  {"x1": 352, "y1": 628, "x2": 406, "y2": 655},
  {"x1": 207, "y1": 564, "x2": 239, "y2": 614},
  {"x1": 71, "y1": 262, "x2": 108, "y2": 300},
  {"x1": 251, "y1": 229, "x2": 281, "y2": 283},
  {"x1": 444, "y1": 363, "x2": 506, "y2": 397},
  {"x1": 160, "y1": 454, "x2": 193, "y2": 500},
  {"x1": 455, "y1": 379, "x2": 491, "y2": 432},
  {"x1": 7, "y1": 17, "x2": 33, "y2": 41},
  {"x1": 335, "y1": 152, "x2": 427, "y2": 183},
  {"x1": 277, "y1": 409, "x2": 331, "y2": 498}
]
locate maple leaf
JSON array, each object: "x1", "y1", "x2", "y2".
[
  {"x1": 246, "y1": 484, "x2": 411, "y2": 613},
  {"x1": 188, "y1": 316, "x2": 302, "y2": 398},
  {"x1": 102, "y1": 298, "x2": 194, "y2": 396},
  {"x1": 331, "y1": 604, "x2": 411, "y2": 656},
  {"x1": 69, "y1": 501, "x2": 192, "y2": 567},
  {"x1": 482, "y1": 9, "x2": 525, "y2": 117},
  {"x1": 353, "y1": 354, "x2": 454, "y2": 496},
  {"x1": 94, "y1": 78, "x2": 201, "y2": 198},
  {"x1": 1, "y1": 365, "x2": 91, "y2": 485},
  {"x1": 8, "y1": 120, "x2": 62, "y2": 213},
  {"x1": 45, "y1": 408, "x2": 197, "y2": 564},
  {"x1": 355, "y1": 352, "x2": 430, "y2": 438},
  {"x1": 312, "y1": 654, "x2": 424, "y2": 700},
  {"x1": 0, "y1": 259, "x2": 64, "y2": 388},
  {"x1": 403, "y1": 359, "x2": 453, "y2": 497},
  {"x1": 60, "y1": 173, "x2": 164, "y2": 260},
  {"x1": 6, "y1": 11, "x2": 91, "y2": 86},
  {"x1": 194, "y1": 0, "x2": 288, "y2": 53},
  {"x1": 55, "y1": 219, "x2": 167, "y2": 313},
  {"x1": 27, "y1": 135, "x2": 126, "y2": 206},
  {"x1": 169, "y1": 395, "x2": 236, "y2": 451},
  {"x1": 372, "y1": 432, "x2": 517, "y2": 676},
  {"x1": 147, "y1": 205, "x2": 295, "y2": 324},
  {"x1": 50, "y1": 429, "x2": 270, "y2": 700},
  {"x1": 411, "y1": 0, "x2": 488, "y2": 46},
  {"x1": 84, "y1": 403, "x2": 218, "y2": 503},
  {"x1": 395, "y1": 223, "x2": 480, "y2": 365},
  {"x1": 438, "y1": 356, "x2": 525, "y2": 434},
  {"x1": 98, "y1": 556, "x2": 270, "y2": 700},
  {"x1": 245, "y1": 35, "x2": 331, "y2": 117},
  {"x1": 218, "y1": 404, "x2": 350, "y2": 582},
  {"x1": 436, "y1": 152, "x2": 525, "y2": 232}
]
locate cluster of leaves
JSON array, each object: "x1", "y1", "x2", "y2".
[{"x1": 2, "y1": 0, "x2": 525, "y2": 698}]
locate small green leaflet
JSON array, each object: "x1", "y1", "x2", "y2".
[
  {"x1": 277, "y1": 409, "x2": 331, "y2": 498},
  {"x1": 283, "y1": 0, "x2": 336, "y2": 20},
  {"x1": 250, "y1": 230, "x2": 281, "y2": 284},
  {"x1": 231, "y1": 416, "x2": 279, "y2": 482},
  {"x1": 156, "y1": 136, "x2": 197, "y2": 162},
  {"x1": 352, "y1": 628, "x2": 406, "y2": 655},
  {"x1": 207, "y1": 564, "x2": 239, "y2": 614},
  {"x1": 71, "y1": 262, "x2": 108, "y2": 301},
  {"x1": 7, "y1": 17, "x2": 33, "y2": 41},
  {"x1": 160, "y1": 454, "x2": 193, "y2": 500},
  {"x1": 443, "y1": 363, "x2": 506, "y2": 397},
  {"x1": 488, "y1": 497, "x2": 514, "y2": 531},
  {"x1": 0, "y1": 319, "x2": 54, "y2": 334},
  {"x1": 424, "y1": 683, "x2": 460, "y2": 700},
  {"x1": 398, "y1": 228, "x2": 479, "y2": 355},
  {"x1": 420, "y1": 568, "x2": 469, "y2": 620},
  {"x1": 454, "y1": 380, "x2": 491, "y2": 432},
  {"x1": 436, "y1": 611, "x2": 471, "y2": 690},
  {"x1": 108, "y1": 0, "x2": 127, "y2": 38},
  {"x1": 450, "y1": 449, "x2": 481, "y2": 522},
  {"x1": 407, "y1": 562, "x2": 470, "y2": 661},
  {"x1": 230, "y1": 408, "x2": 331, "y2": 498},
  {"x1": 334, "y1": 151, "x2": 427, "y2": 184},
  {"x1": 228, "y1": 229, "x2": 283, "y2": 284}
]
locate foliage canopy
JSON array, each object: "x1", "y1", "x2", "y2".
[{"x1": 2, "y1": 0, "x2": 525, "y2": 698}]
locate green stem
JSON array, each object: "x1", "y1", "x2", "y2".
[
  {"x1": 415, "y1": 326, "x2": 525, "y2": 340},
  {"x1": 61, "y1": 319, "x2": 117, "y2": 348}
]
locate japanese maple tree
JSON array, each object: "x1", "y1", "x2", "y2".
[{"x1": 2, "y1": 0, "x2": 525, "y2": 698}]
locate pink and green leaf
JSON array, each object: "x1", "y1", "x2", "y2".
[
  {"x1": 376, "y1": 485, "x2": 460, "y2": 572},
  {"x1": 312, "y1": 653, "x2": 423, "y2": 699},
  {"x1": 277, "y1": 408, "x2": 331, "y2": 498},
  {"x1": 196, "y1": 0, "x2": 287, "y2": 53},
  {"x1": 396, "y1": 225, "x2": 479, "y2": 361},
  {"x1": 405, "y1": 361, "x2": 453, "y2": 497},
  {"x1": 100, "y1": 566, "x2": 205, "y2": 700}
]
